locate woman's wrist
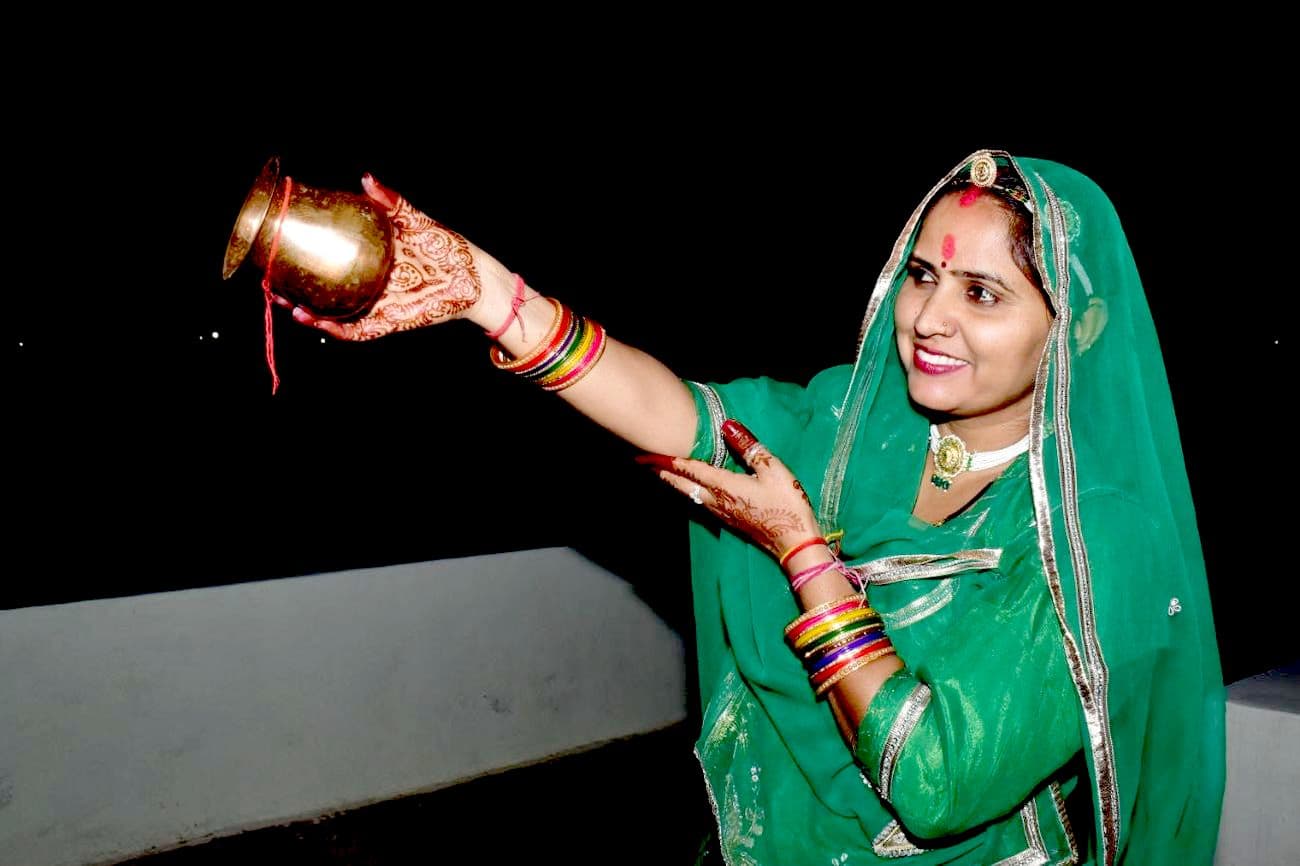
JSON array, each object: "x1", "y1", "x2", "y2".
[
  {"x1": 784, "y1": 545, "x2": 837, "y2": 580},
  {"x1": 464, "y1": 259, "x2": 522, "y2": 330},
  {"x1": 779, "y1": 528, "x2": 833, "y2": 571},
  {"x1": 466, "y1": 261, "x2": 558, "y2": 359},
  {"x1": 784, "y1": 543, "x2": 862, "y2": 610}
]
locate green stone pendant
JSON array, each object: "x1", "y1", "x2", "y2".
[{"x1": 930, "y1": 474, "x2": 952, "y2": 491}]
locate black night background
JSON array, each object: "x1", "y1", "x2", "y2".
[{"x1": 4, "y1": 41, "x2": 1291, "y2": 685}]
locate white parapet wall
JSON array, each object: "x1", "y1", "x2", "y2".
[
  {"x1": 2, "y1": 547, "x2": 1294, "y2": 866},
  {"x1": 0, "y1": 548, "x2": 687, "y2": 866},
  {"x1": 1215, "y1": 665, "x2": 1300, "y2": 866}
]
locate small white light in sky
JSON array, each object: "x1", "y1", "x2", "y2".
[
  {"x1": 17, "y1": 341, "x2": 22, "y2": 348},
  {"x1": 198, "y1": 335, "x2": 204, "y2": 341},
  {"x1": 212, "y1": 331, "x2": 220, "y2": 340},
  {"x1": 1276, "y1": 340, "x2": 1280, "y2": 345},
  {"x1": 320, "y1": 337, "x2": 326, "y2": 344}
]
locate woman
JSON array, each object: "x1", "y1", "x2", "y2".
[{"x1": 283, "y1": 150, "x2": 1224, "y2": 863}]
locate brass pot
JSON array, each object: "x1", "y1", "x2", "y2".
[{"x1": 222, "y1": 156, "x2": 394, "y2": 320}]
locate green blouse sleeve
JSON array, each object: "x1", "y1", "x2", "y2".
[
  {"x1": 683, "y1": 365, "x2": 855, "y2": 468},
  {"x1": 854, "y1": 556, "x2": 1084, "y2": 840},
  {"x1": 684, "y1": 380, "x2": 730, "y2": 468}
]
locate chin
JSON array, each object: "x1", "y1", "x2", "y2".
[{"x1": 906, "y1": 377, "x2": 961, "y2": 415}]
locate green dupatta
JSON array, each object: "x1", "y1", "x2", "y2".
[{"x1": 685, "y1": 151, "x2": 1224, "y2": 864}]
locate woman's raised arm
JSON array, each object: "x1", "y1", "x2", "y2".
[{"x1": 283, "y1": 174, "x2": 699, "y2": 458}]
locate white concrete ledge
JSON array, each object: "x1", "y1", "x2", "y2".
[
  {"x1": 0, "y1": 548, "x2": 687, "y2": 866},
  {"x1": 1215, "y1": 665, "x2": 1300, "y2": 865},
  {"x1": 3, "y1": 549, "x2": 1293, "y2": 865}
]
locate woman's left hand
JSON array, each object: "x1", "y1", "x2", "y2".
[{"x1": 637, "y1": 419, "x2": 819, "y2": 560}]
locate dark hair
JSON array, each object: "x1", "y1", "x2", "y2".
[{"x1": 927, "y1": 168, "x2": 1045, "y2": 299}]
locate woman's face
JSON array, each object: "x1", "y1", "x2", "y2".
[{"x1": 894, "y1": 191, "x2": 1053, "y2": 426}]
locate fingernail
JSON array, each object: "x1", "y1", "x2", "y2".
[
  {"x1": 721, "y1": 419, "x2": 758, "y2": 454},
  {"x1": 291, "y1": 307, "x2": 312, "y2": 324},
  {"x1": 361, "y1": 172, "x2": 399, "y2": 210},
  {"x1": 634, "y1": 454, "x2": 677, "y2": 471}
]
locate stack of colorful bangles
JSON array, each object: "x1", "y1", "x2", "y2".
[
  {"x1": 785, "y1": 593, "x2": 895, "y2": 698},
  {"x1": 489, "y1": 297, "x2": 608, "y2": 392}
]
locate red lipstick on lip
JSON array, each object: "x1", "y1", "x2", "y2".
[{"x1": 913, "y1": 347, "x2": 967, "y2": 375}]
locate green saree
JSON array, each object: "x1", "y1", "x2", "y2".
[{"x1": 684, "y1": 151, "x2": 1224, "y2": 864}]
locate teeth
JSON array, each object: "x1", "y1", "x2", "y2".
[{"x1": 917, "y1": 348, "x2": 967, "y2": 368}]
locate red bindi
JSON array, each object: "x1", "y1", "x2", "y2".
[
  {"x1": 959, "y1": 187, "x2": 982, "y2": 207},
  {"x1": 942, "y1": 234, "x2": 957, "y2": 260}
]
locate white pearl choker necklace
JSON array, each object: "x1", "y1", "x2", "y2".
[{"x1": 928, "y1": 425, "x2": 1030, "y2": 491}]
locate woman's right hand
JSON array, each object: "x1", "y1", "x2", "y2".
[{"x1": 276, "y1": 173, "x2": 515, "y2": 341}]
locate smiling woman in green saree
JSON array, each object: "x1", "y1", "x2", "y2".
[
  {"x1": 285, "y1": 150, "x2": 1225, "y2": 864},
  {"x1": 666, "y1": 151, "x2": 1225, "y2": 864}
]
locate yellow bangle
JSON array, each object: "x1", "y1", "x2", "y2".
[
  {"x1": 798, "y1": 619, "x2": 884, "y2": 657},
  {"x1": 541, "y1": 323, "x2": 608, "y2": 392},
  {"x1": 784, "y1": 594, "x2": 865, "y2": 637},
  {"x1": 793, "y1": 609, "x2": 880, "y2": 650}
]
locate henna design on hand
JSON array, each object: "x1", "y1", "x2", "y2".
[
  {"x1": 708, "y1": 487, "x2": 809, "y2": 555},
  {"x1": 337, "y1": 195, "x2": 483, "y2": 340},
  {"x1": 384, "y1": 200, "x2": 480, "y2": 309}
]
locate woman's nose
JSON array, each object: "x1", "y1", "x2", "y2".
[{"x1": 913, "y1": 287, "x2": 957, "y2": 338}]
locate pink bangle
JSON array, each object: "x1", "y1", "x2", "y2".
[{"x1": 485, "y1": 273, "x2": 529, "y2": 341}]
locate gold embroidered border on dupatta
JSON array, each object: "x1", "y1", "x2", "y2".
[{"x1": 1021, "y1": 163, "x2": 1120, "y2": 866}]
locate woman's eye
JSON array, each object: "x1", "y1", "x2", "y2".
[
  {"x1": 907, "y1": 265, "x2": 935, "y2": 284},
  {"x1": 968, "y1": 285, "x2": 998, "y2": 305}
]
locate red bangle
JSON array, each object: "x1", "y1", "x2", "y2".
[
  {"x1": 490, "y1": 301, "x2": 570, "y2": 371},
  {"x1": 779, "y1": 537, "x2": 829, "y2": 569}
]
